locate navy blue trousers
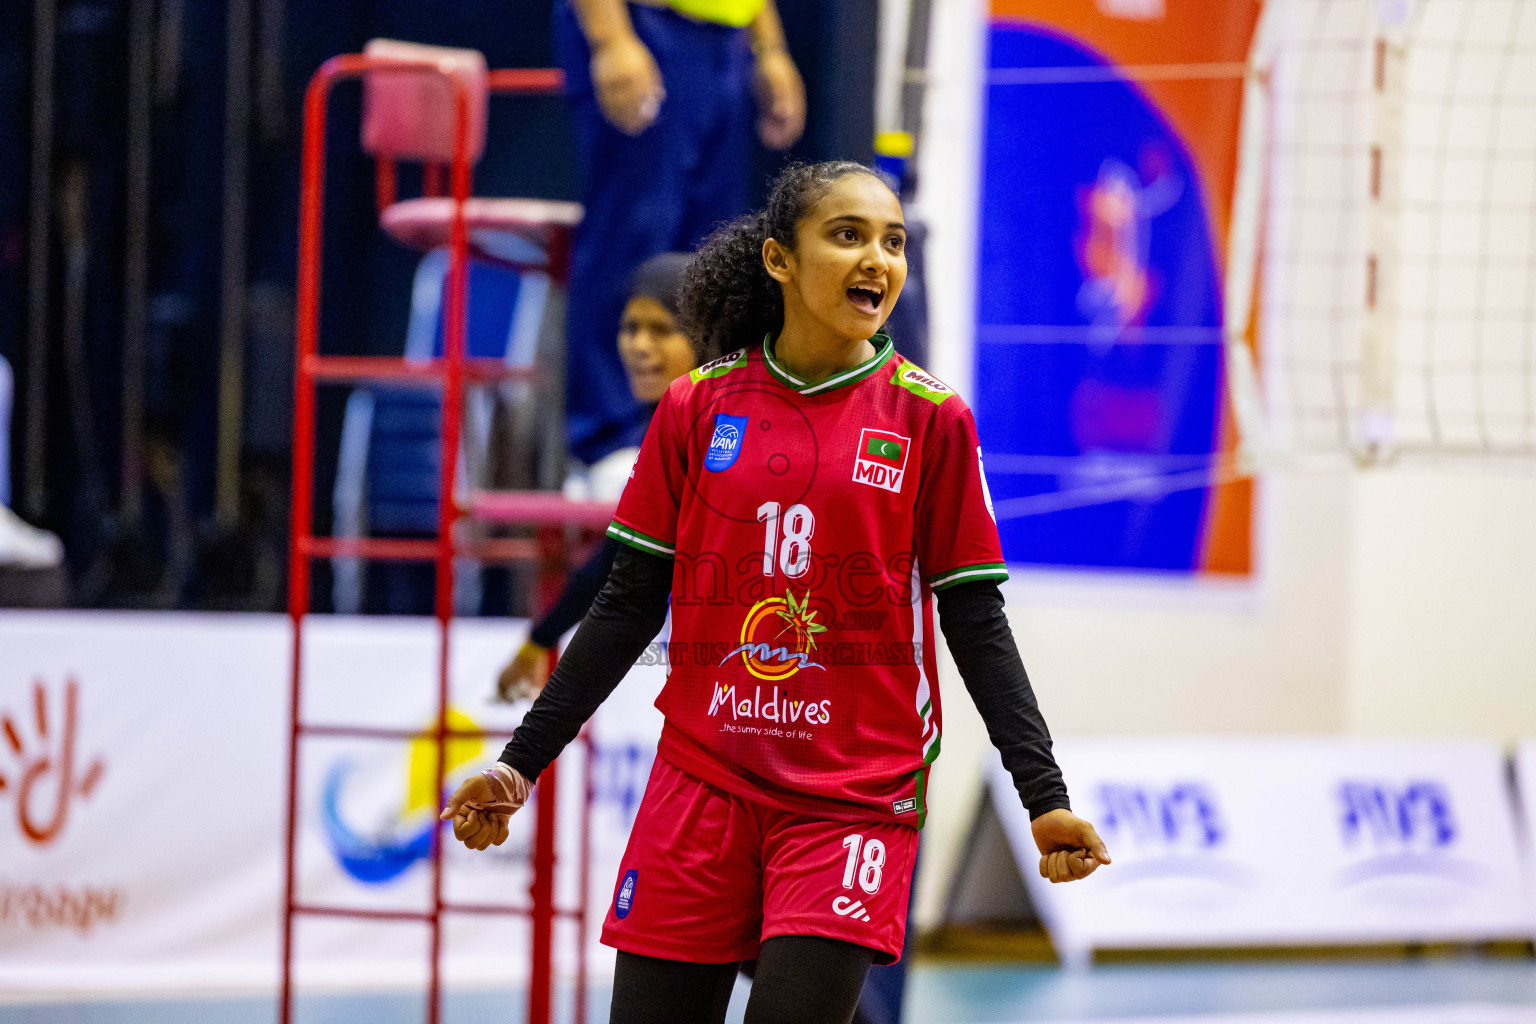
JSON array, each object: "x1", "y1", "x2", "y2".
[{"x1": 555, "y1": 2, "x2": 755, "y2": 464}]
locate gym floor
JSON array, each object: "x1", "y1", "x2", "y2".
[{"x1": 4, "y1": 957, "x2": 1535, "y2": 1023}]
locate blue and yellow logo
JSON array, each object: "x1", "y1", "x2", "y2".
[{"x1": 321, "y1": 708, "x2": 484, "y2": 884}]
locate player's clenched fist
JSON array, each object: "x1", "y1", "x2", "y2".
[
  {"x1": 440, "y1": 763, "x2": 533, "y2": 851},
  {"x1": 452, "y1": 808, "x2": 508, "y2": 851},
  {"x1": 1030, "y1": 808, "x2": 1111, "y2": 883}
]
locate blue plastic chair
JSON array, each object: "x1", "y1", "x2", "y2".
[{"x1": 332, "y1": 247, "x2": 552, "y2": 614}]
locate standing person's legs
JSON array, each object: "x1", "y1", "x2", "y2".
[
  {"x1": 554, "y1": 4, "x2": 754, "y2": 464},
  {"x1": 553, "y1": 6, "x2": 710, "y2": 465},
  {"x1": 610, "y1": 951, "x2": 739, "y2": 1024},
  {"x1": 675, "y1": 21, "x2": 755, "y2": 249},
  {"x1": 555, "y1": 4, "x2": 685, "y2": 464},
  {"x1": 743, "y1": 936, "x2": 875, "y2": 1024}
]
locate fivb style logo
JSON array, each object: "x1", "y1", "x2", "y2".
[
  {"x1": 852, "y1": 428, "x2": 910, "y2": 493},
  {"x1": 1334, "y1": 780, "x2": 1467, "y2": 888},
  {"x1": 1095, "y1": 781, "x2": 1250, "y2": 889},
  {"x1": 704, "y1": 413, "x2": 748, "y2": 472},
  {"x1": 1339, "y1": 781, "x2": 1457, "y2": 850},
  {"x1": 1097, "y1": 782, "x2": 1225, "y2": 850}
]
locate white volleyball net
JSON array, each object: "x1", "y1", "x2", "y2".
[{"x1": 1243, "y1": 0, "x2": 1536, "y2": 467}]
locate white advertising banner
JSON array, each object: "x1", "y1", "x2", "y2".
[
  {"x1": 1517, "y1": 741, "x2": 1536, "y2": 935},
  {"x1": 990, "y1": 738, "x2": 1534, "y2": 962},
  {"x1": 0, "y1": 612, "x2": 666, "y2": 994}
]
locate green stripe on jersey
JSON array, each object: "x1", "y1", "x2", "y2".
[
  {"x1": 762, "y1": 334, "x2": 894, "y2": 396},
  {"x1": 913, "y1": 767, "x2": 929, "y2": 830},
  {"x1": 606, "y1": 521, "x2": 676, "y2": 558},
  {"x1": 918, "y1": 699, "x2": 941, "y2": 759},
  {"x1": 926, "y1": 562, "x2": 1009, "y2": 590}
]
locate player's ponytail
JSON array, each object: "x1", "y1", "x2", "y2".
[
  {"x1": 679, "y1": 161, "x2": 894, "y2": 362},
  {"x1": 678, "y1": 210, "x2": 779, "y2": 363}
]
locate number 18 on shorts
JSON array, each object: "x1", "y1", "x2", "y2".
[
  {"x1": 833, "y1": 833, "x2": 886, "y2": 923},
  {"x1": 600, "y1": 759, "x2": 919, "y2": 964}
]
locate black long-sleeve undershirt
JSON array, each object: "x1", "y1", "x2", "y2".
[
  {"x1": 500, "y1": 543, "x2": 673, "y2": 781},
  {"x1": 499, "y1": 545, "x2": 1070, "y2": 820},
  {"x1": 933, "y1": 581, "x2": 1070, "y2": 819}
]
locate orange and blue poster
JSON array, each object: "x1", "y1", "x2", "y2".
[{"x1": 975, "y1": 1, "x2": 1258, "y2": 574}]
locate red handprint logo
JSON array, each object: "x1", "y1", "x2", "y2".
[{"x1": 1, "y1": 679, "x2": 106, "y2": 845}]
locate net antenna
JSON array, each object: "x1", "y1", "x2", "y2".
[{"x1": 1357, "y1": 0, "x2": 1416, "y2": 463}]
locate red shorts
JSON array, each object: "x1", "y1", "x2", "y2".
[{"x1": 600, "y1": 758, "x2": 918, "y2": 965}]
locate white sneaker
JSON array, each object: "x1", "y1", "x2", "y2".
[{"x1": 0, "y1": 505, "x2": 64, "y2": 568}]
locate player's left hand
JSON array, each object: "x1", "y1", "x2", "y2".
[
  {"x1": 1031, "y1": 808, "x2": 1110, "y2": 883},
  {"x1": 451, "y1": 807, "x2": 508, "y2": 851},
  {"x1": 753, "y1": 49, "x2": 805, "y2": 150},
  {"x1": 440, "y1": 764, "x2": 532, "y2": 851}
]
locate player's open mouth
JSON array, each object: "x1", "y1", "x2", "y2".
[{"x1": 846, "y1": 285, "x2": 883, "y2": 315}]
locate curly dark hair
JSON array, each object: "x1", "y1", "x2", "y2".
[{"x1": 678, "y1": 161, "x2": 896, "y2": 363}]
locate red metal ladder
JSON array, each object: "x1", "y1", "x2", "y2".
[{"x1": 281, "y1": 52, "x2": 612, "y2": 1024}]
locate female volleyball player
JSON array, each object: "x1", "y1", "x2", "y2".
[{"x1": 444, "y1": 161, "x2": 1108, "y2": 1024}]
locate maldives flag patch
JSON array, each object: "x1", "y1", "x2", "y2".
[{"x1": 853, "y1": 428, "x2": 911, "y2": 493}]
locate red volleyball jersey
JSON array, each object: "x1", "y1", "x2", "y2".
[{"x1": 607, "y1": 336, "x2": 1007, "y2": 826}]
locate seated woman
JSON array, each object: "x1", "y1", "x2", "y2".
[{"x1": 496, "y1": 253, "x2": 696, "y2": 700}]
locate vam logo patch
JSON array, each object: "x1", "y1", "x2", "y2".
[
  {"x1": 852, "y1": 428, "x2": 910, "y2": 493},
  {"x1": 704, "y1": 414, "x2": 748, "y2": 472}
]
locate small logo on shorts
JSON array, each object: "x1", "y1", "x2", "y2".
[
  {"x1": 892, "y1": 797, "x2": 917, "y2": 815},
  {"x1": 615, "y1": 869, "x2": 638, "y2": 919},
  {"x1": 832, "y1": 896, "x2": 872, "y2": 922},
  {"x1": 704, "y1": 414, "x2": 748, "y2": 472}
]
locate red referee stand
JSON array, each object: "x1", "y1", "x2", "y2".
[{"x1": 283, "y1": 46, "x2": 611, "y2": 1024}]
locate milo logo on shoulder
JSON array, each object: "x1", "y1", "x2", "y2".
[
  {"x1": 890, "y1": 362, "x2": 954, "y2": 405},
  {"x1": 690, "y1": 348, "x2": 748, "y2": 384}
]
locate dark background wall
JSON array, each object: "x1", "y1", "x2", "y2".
[{"x1": 0, "y1": 0, "x2": 876, "y2": 610}]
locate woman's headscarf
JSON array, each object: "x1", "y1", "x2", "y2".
[{"x1": 627, "y1": 252, "x2": 691, "y2": 319}]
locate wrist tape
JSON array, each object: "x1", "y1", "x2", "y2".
[{"x1": 470, "y1": 762, "x2": 532, "y2": 816}]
